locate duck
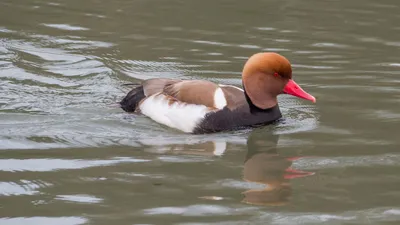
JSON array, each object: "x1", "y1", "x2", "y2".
[{"x1": 120, "y1": 52, "x2": 316, "y2": 134}]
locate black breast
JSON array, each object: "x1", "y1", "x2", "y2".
[{"x1": 194, "y1": 104, "x2": 282, "y2": 134}]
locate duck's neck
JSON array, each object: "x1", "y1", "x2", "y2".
[{"x1": 243, "y1": 84, "x2": 279, "y2": 114}]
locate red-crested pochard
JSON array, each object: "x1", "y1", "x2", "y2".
[{"x1": 120, "y1": 52, "x2": 316, "y2": 133}]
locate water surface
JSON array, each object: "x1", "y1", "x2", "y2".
[{"x1": 1, "y1": 0, "x2": 400, "y2": 224}]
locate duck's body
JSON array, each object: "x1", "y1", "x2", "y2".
[
  {"x1": 120, "y1": 79, "x2": 282, "y2": 133},
  {"x1": 120, "y1": 52, "x2": 316, "y2": 134}
]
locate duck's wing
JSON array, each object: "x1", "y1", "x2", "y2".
[
  {"x1": 121, "y1": 78, "x2": 246, "y2": 112},
  {"x1": 143, "y1": 79, "x2": 230, "y2": 109},
  {"x1": 120, "y1": 78, "x2": 245, "y2": 112},
  {"x1": 141, "y1": 78, "x2": 181, "y2": 96},
  {"x1": 147, "y1": 79, "x2": 247, "y2": 109}
]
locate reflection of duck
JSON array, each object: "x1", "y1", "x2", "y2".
[
  {"x1": 135, "y1": 128, "x2": 314, "y2": 206},
  {"x1": 136, "y1": 134, "x2": 244, "y2": 156},
  {"x1": 242, "y1": 129, "x2": 314, "y2": 206},
  {"x1": 121, "y1": 52, "x2": 315, "y2": 133}
]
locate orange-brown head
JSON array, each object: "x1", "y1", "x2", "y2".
[{"x1": 242, "y1": 52, "x2": 315, "y2": 109}]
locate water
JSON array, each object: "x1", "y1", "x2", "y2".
[{"x1": 1, "y1": 0, "x2": 400, "y2": 224}]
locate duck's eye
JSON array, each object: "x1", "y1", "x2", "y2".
[{"x1": 273, "y1": 72, "x2": 280, "y2": 77}]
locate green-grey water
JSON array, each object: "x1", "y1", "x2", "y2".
[{"x1": 1, "y1": 0, "x2": 400, "y2": 224}]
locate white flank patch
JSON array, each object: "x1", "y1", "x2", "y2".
[
  {"x1": 139, "y1": 93, "x2": 212, "y2": 133},
  {"x1": 218, "y1": 84, "x2": 244, "y2": 92},
  {"x1": 213, "y1": 88, "x2": 227, "y2": 109}
]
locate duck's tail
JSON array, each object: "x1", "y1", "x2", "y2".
[{"x1": 120, "y1": 85, "x2": 146, "y2": 112}]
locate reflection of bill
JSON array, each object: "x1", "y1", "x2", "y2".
[{"x1": 242, "y1": 129, "x2": 314, "y2": 206}]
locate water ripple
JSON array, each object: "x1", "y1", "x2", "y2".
[
  {"x1": 0, "y1": 180, "x2": 51, "y2": 196},
  {"x1": 0, "y1": 67, "x2": 76, "y2": 87},
  {"x1": 55, "y1": 194, "x2": 103, "y2": 204},
  {"x1": 0, "y1": 217, "x2": 87, "y2": 225},
  {"x1": 143, "y1": 205, "x2": 256, "y2": 216},
  {"x1": 294, "y1": 154, "x2": 400, "y2": 170},
  {"x1": 42, "y1": 24, "x2": 89, "y2": 31},
  {"x1": 0, "y1": 157, "x2": 149, "y2": 172}
]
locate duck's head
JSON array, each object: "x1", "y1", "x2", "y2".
[{"x1": 242, "y1": 52, "x2": 316, "y2": 109}]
